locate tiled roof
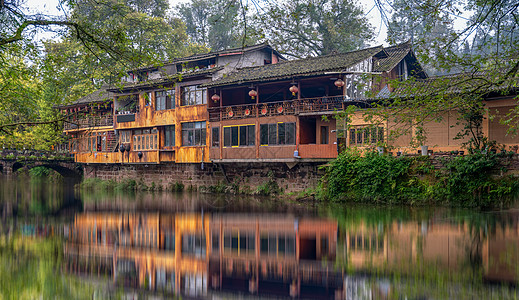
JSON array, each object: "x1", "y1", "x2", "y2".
[
  {"x1": 373, "y1": 41, "x2": 411, "y2": 72},
  {"x1": 203, "y1": 46, "x2": 385, "y2": 88},
  {"x1": 133, "y1": 43, "x2": 284, "y2": 72},
  {"x1": 391, "y1": 70, "x2": 518, "y2": 98},
  {"x1": 107, "y1": 66, "x2": 224, "y2": 92},
  {"x1": 59, "y1": 86, "x2": 114, "y2": 108}
]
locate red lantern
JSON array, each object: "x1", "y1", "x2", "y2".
[
  {"x1": 248, "y1": 89, "x2": 258, "y2": 100},
  {"x1": 334, "y1": 78, "x2": 345, "y2": 89},
  {"x1": 211, "y1": 94, "x2": 220, "y2": 103},
  {"x1": 289, "y1": 85, "x2": 298, "y2": 96}
]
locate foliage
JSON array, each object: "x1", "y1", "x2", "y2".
[
  {"x1": 255, "y1": 171, "x2": 282, "y2": 196},
  {"x1": 28, "y1": 166, "x2": 51, "y2": 178},
  {"x1": 441, "y1": 153, "x2": 519, "y2": 207},
  {"x1": 255, "y1": 0, "x2": 373, "y2": 59},
  {"x1": 318, "y1": 149, "x2": 420, "y2": 204},
  {"x1": 0, "y1": 0, "x2": 205, "y2": 148},
  {"x1": 318, "y1": 149, "x2": 519, "y2": 208},
  {"x1": 176, "y1": 0, "x2": 248, "y2": 51},
  {"x1": 0, "y1": 235, "x2": 97, "y2": 299}
]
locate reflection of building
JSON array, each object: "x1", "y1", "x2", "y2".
[
  {"x1": 208, "y1": 215, "x2": 339, "y2": 299},
  {"x1": 483, "y1": 216, "x2": 519, "y2": 283},
  {"x1": 64, "y1": 211, "x2": 519, "y2": 299},
  {"x1": 64, "y1": 212, "x2": 210, "y2": 297},
  {"x1": 64, "y1": 212, "x2": 343, "y2": 298},
  {"x1": 339, "y1": 218, "x2": 519, "y2": 284}
]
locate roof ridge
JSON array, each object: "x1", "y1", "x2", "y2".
[{"x1": 225, "y1": 45, "x2": 384, "y2": 73}]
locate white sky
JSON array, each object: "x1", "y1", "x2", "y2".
[{"x1": 24, "y1": 0, "x2": 470, "y2": 48}]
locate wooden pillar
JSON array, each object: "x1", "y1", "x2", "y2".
[
  {"x1": 256, "y1": 86, "x2": 260, "y2": 159},
  {"x1": 219, "y1": 89, "x2": 223, "y2": 160},
  {"x1": 296, "y1": 81, "x2": 301, "y2": 153}
]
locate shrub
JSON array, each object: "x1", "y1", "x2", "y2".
[{"x1": 318, "y1": 150, "x2": 519, "y2": 208}]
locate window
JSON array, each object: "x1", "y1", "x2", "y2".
[
  {"x1": 163, "y1": 232, "x2": 175, "y2": 251},
  {"x1": 223, "y1": 125, "x2": 255, "y2": 147},
  {"x1": 211, "y1": 127, "x2": 219, "y2": 147},
  {"x1": 181, "y1": 85, "x2": 207, "y2": 106},
  {"x1": 182, "y1": 233, "x2": 206, "y2": 258},
  {"x1": 260, "y1": 233, "x2": 295, "y2": 257},
  {"x1": 321, "y1": 126, "x2": 329, "y2": 144},
  {"x1": 155, "y1": 89, "x2": 175, "y2": 110},
  {"x1": 223, "y1": 231, "x2": 255, "y2": 255},
  {"x1": 133, "y1": 128, "x2": 158, "y2": 150},
  {"x1": 349, "y1": 126, "x2": 384, "y2": 146},
  {"x1": 164, "y1": 126, "x2": 175, "y2": 147},
  {"x1": 182, "y1": 121, "x2": 206, "y2": 146},
  {"x1": 144, "y1": 92, "x2": 152, "y2": 106},
  {"x1": 260, "y1": 123, "x2": 295, "y2": 146},
  {"x1": 120, "y1": 130, "x2": 131, "y2": 143}
]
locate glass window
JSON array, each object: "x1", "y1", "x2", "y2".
[
  {"x1": 164, "y1": 125, "x2": 175, "y2": 147},
  {"x1": 349, "y1": 126, "x2": 384, "y2": 146},
  {"x1": 247, "y1": 125, "x2": 255, "y2": 146},
  {"x1": 211, "y1": 127, "x2": 219, "y2": 147},
  {"x1": 223, "y1": 125, "x2": 255, "y2": 147},
  {"x1": 239, "y1": 126, "x2": 247, "y2": 146},
  {"x1": 268, "y1": 124, "x2": 277, "y2": 145},
  {"x1": 156, "y1": 89, "x2": 175, "y2": 110},
  {"x1": 181, "y1": 86, "x2": 207, "y2": 106},
  {"x1": 231, "y1": 127, "x2": 238, "y2": 146},
  {"x1": 223, "y1": 127, "x2": 231, "y2": 147},
  {"x1": 260, "y1": 124, "x2": 268, "y2": 145},
  {"x1": 182, "y1": 121, "x2": 206, "y2": 146}
]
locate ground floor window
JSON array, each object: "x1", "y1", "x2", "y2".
[
  {"x1": 223, "y1": 231, "x2": 255, "y2": 255},
  {"x1": 182, "y1": 121, "x2": 206, "y2": 146},
  {"x1": 260, "y1": 122, "x2": 295, "y2": 146},
  {"x1": 164, "y1": 125, "x2": 175, "y2": 147},
  {"x1": 223, "y1": 124, "x2": 255, "y2": 147},
  {"x1": 133, "y1": 128, "x2": 158, "y2": 151},
  {"x1": 349, "y1": 126, "x2": 384, "y2": 146},
  {"x1": 211, "y1": 127, "x2": 219, "y2": 147}
]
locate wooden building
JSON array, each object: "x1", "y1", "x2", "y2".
[
  {"x1": 60, "y1": 87, "x2": 120, "y2": 163},
  {"x1": 61, "y1": 41, "x2": 518, "y2": 166},
  {"x1": 203, "y1": 41, "x2": 427, "y2": 162},
  {"x1": 61, "y1": 43, "x2": 284, "y2": 165}
]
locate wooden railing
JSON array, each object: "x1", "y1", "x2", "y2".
[
  {"x1": 64, "y1": 114, "x2": 113, "y2": 130},
  {"x1": 208, "y1": 95, "x2": 350, "y2": 122}
]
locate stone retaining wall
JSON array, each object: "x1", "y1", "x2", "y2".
[{"x1": 83, "y1": 162, "x2": 325, "y2": 193}]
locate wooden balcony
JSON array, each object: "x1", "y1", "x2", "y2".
[
  {"x1": 208, "y1": 95, "x2": 349, "y2": 122},
  {"x1": 64, "y1": 114, "x2": 114, "y2": 130}
]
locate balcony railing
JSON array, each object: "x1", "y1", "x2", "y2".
[
  {"x1": 208, "y1": 95, "x2": 352, "y2": 122},
  {"x1": 64, "y1": 114, "x2": 114, "y2": 130}
]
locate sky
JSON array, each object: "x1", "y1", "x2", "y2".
[{"x1": 24, "y1": 0, "x2": 470, "y2": 48}]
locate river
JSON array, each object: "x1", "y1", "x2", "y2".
[{"x1": 0, "y1": 175, "x2": 518, "y2": 299}]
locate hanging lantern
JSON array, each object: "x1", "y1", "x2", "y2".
[
  {"x1": 248, "y1": 89, "x2": 258, "y2": 100},
  {"x1": 289, "y1": 85, "x2": 298, "y2": 96},
  {"x1": 211, "y1": 94, "x2": 221, "y2": 103},
  {"x1": 334, "y1": 78, "x2": 345, "y2": 89}
]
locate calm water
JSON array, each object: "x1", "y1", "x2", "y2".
[{"x1": 1, "y1": 176, "x2": 518, "y2": 299}]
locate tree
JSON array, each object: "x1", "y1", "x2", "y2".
[
  {"x1": 176, "y1": 0, "x2": 247, "y2": 51},
  {"x1": 0, "y1": 0, "x2": 202, "y2": 149},
  {"x1": 256, "y1": 0, "x2": 374, "y2": 59},
  {"x1": 359, "y1": 0, "x2": 519, "y2": 150},
  {"x1": 386, "y1": 0, "x2": 458, "y2": 75}
]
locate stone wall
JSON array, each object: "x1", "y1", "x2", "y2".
[{"x1": 83, "y1": 162, "x2": 325, "y2": 193}]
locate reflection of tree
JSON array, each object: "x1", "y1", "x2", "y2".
[{"x1": 0, "y1": 234, "x2": 96, "y2": 299}]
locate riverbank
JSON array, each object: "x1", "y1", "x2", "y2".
[{"x1": 318, "y1": 150, "x2": 519, "y2": 208}]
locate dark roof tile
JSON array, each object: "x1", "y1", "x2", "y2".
[{"x1": 203, "y1": 46, "x2": 385, "y2": 88}]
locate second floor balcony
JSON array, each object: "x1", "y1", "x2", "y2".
[
  {"x1": 64, "y1": 113, "x2": 114, "y2": 131},
  {"x1": 208, "y1": 95, "x2": 359, "y2": 122}
]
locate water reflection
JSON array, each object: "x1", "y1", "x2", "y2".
[
  {"x1": 1, "y1": 177, "x2": 518, "y2": 299},
  {"x1": 63, "y1": 209, "x2": 519, "y2": 299}
]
